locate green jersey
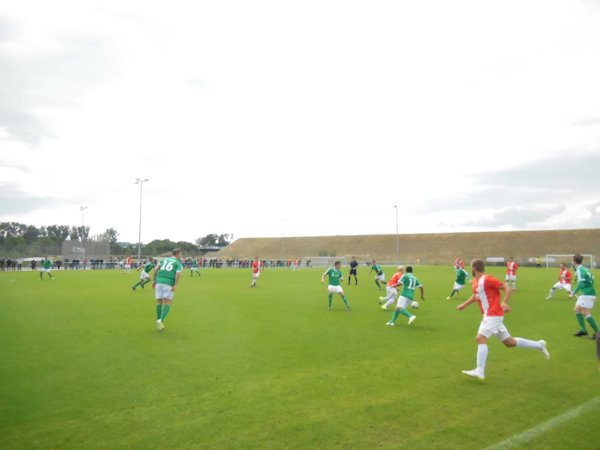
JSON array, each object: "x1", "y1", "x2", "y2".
[
  {"x1": 143, "y1": 262, "x2": 155, "y2": 274},
  {"x1": 191, "y1": 259, "x2": 199, "y2": 268},
  {"x1": 155, "y1": 257, "x2": 183, "y2": 287},
  {"x1": 573, "y1": 266, "x2": 596, "y2": 296},
  {"x1": 42, "y1": 259, "x2": 52, "y2": 269},
  {"x1": 324, "y1": 267, "x2": 343, "y2": 286},
  {"x1": 371, "y1": 264, "x2": 383, "y2": 275},
  {"x1": 399, "y1": 273, "x2": 421, "y2": 300},
  {"x1": 455, "y1": 268, "x2": 470, "y2": 285}
]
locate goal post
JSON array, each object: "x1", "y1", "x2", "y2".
[{"x1": 545, "y1": 254, "x2": 595, "y2": 269}]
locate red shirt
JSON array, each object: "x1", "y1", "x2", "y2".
[
  {"x1": 252, "y1": 261, "x2": 262, "y2": 274},
  {"x1": 506, "y1": 261, "x2": 518, "y2": 276},
  {"x1": 387, "y1": 272, "x2": 403, "y2": 287},
  {"x1": 472, "y1": 275, "x2": 505, "y2": 317},
  {"x1": 559, "y1": 269, "x2": 572, "y2": 284}
]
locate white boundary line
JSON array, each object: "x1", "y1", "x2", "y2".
[{"x1": 484, "y1": 396, "x2": 600, "y2": 450}]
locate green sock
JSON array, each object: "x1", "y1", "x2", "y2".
[
  {"x1": 449, "y1": 291, "x2": 456, "y2": 297},
  {"x1": 156, "y1": 304, "x2": 162, "y2": 320},
  {"x1": 399, "y1": 308, "x2": 412, "y2": 318},
  {"x1": 160, "y1": 304, "x2": 171, "y2": 322},
  {"x1": 342, "y1": 295, "x2": 349, "y2": 308},
  {"x1": 586, "y1": 315, "x2": 599, "y2": 333},
  {"x1": 576, "y1": 313, "x2": 587, "y2": 331},
  {"x1": 40, "y1": 272, "x2": 42, "y2": 280},
  {"x1": 328, "y1": 294, "x2": 333, "y2": 308},
  {"x1": 391, "y1": 309, "x2": 400, "y2": 323},
  {"x1": 375, "y1": 281, "x2": 381, "y2": 288},
  {"x1": 141, "y1": 280, "x2": 150, "y2": 287},
  {"x1": 133, "y1": 282, "x2": 141, "y2": 289}
]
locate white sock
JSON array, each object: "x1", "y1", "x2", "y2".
[
  {"x1": 384, "y1": 298, "x2": 396, "y2": 308},
  {"x1": 548, "y1": 289, "x2": 554, "y2": 297},
  {"x1": 477, "y1": 344, "x2": 488, "y2": 373},
  {"x1": 515, "y1": 337, "x2": 541, "y2": 349}
]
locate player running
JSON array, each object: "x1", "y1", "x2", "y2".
[
  {"x1": 321, "y1": 261, "x2": 350, "y2": 311},
  {"x1": 132, "y1": 259, "x2": 157, "y2": 290},
  {"x1": 457, "y1": 259, "x2": 549, "y2": 380},
  {"x1": 447, "y1": 263, "x2": 471, "y2": 299},
  {"x1": 123, "y1": 256, "x2": 133, "y2": 274},
  {"x1": 379, "y1": 266, "x2": 404, "y2": 310},
  {"x1": 40, "y1": 257, "x2": 54, "y2": 280},
  {"x1": 505, "y1": 256, "x2": 518, "y2": 290},
  {"x1": 386, "y1": 266, "x2": 423, "y2": 326},
  {"x1": 190, "y1": 258, "x2": 201, "y2": 277},
  {"x1": 348, "y1": 256, "x2": 358, "y2": 285},
  {"x1": 251, "y1": 257, "x2": 263, "y2": 287},
  {"x1": 545, "y1": 263, "x2": 573, "y2": 299},
  {"x1": 369, "y1": 260, "x2": 386, "y2": 290},
  {"x1": 153, "y1": 248, "x2": 183, "y2": 332},
  {"x1": 569, "y1": 254, "x2": 598, "y2": 339}
]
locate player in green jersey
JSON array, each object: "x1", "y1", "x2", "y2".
[
  {"x1": 369, "y1": 260, "x2": 386, "y2": 289},
  {"x1": 132, "y1": 259, "x2": 157, "y2": 290},
  {"x1": 153, "y1": 249, "x2": 183, "y2": 331},
  {"x1": 40, "y1": 257, "x2": 54, "y2": 280},
  {"x1": 569, "y1": 254, "x2": 598, "y2": 339},
  {"x1": 321, "y1": 261, "x2": 350, "y2": 311},
  {"x1": 446, "y1": 263, "x2": 472, "y2": 299},
  {"x1": 386, "y1": 266, "x2": 424, "y2": 326},
  {"x1": 190, "y1": 258, "x2": 201, "y2": 277}
]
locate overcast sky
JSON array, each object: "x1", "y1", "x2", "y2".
[{"x1": 1, "y1": 0, "x2": 599, "y2": 244}]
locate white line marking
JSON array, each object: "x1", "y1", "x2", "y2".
[{"x1": 484, "y1": 396, "x2": 600, "y2": 450}]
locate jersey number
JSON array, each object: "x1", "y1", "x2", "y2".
[
  {"x1": 160, "y1": 260, "x2": 174, "y2": 271},
  {"x1": 407, "y1": 278, "x2": 417, "y2": 290}
]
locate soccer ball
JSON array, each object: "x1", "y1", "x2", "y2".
[{"x1": 411, "y1": 301, "x2": 419, "y2": 308}]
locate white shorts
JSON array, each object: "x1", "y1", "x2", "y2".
[
  {"x1": 576, "y1": 295, "x2": 596, "y2": 310},
  {"x1": 396, "y1": 295, "x2": 412, "y2": 309},
  {"x1": 155, "y1": 283, "x2": 174, "y2": 300},
  {"x1": 253, "y1": 272, "x2": 261, "y2": 279},
  {"x1": 453, "y1": 282, "x2": 465, "y2": 291},
  {"x1": 505, "y1": 275, "x2": 516, "y2": 281},
  {"x1": 477, "y1": 316, "x2": 511, "y2": 341},
  {"x1": 41, "y1": 268, "x2": 52, "y2": 273},
  {"x1": 552, "y1": 282, "x2": 572, "y2": 292},
  {"x1": 328, "y1": 285, "x2": 344, "y2": 294},
  {"x1": 385, "y1": 286, "x2": 398, "y2": 298},
  {"x1": 191, "y1": 267, "x2": 199, "y2": 271},
  {"x1": 124, "y1": 264, "x2": 131, "y2": 270},
  {"x1": 140, "y1": 270, "x2": 150, "y2": 280},
  {"x1": 376, "y1": 274, "x2": 385, "y2": 282}
]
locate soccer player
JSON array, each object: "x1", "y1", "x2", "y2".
[
  {"x1": 369, "y1": 260, "x2": 386, "y2": 289},
  {"x1": 153, "y1": 248, "x2": 183, "y2": 331},
  {"x1": 457, "y1": 259, "x2": 549, "y2": 380},
  {"x1": 190, "y1": 258, "x2": 201, "y2": 277},
  {"x1": 293, "y1": 259, "x2": 300, "y2": 271},
  {"x1": 132, "y1": 259, "x2": 157, "y2": 290},
  {"x1": 251, "y1": 257, "x2": 263, "y2": 287},
  {"x1": 348, "y1": 256, "x2": 358, "y2": 285},
  {"x1": 379, "y1": 266, "x2": 404, "y2": 310},
  {"x1": 123, "y1": 256, "x2": 133, "y2": 274},
  {"x1": 40, "y1": 257, "x2": 54, "y2": 280},
  {"x1": 454, "y1": 256, "x2": 465, "y2": 269},
  {"x1": 569, "y1": 254, "x2": 598, "y2": 339},
  {"x1": 545, "y1": 263, "x2": 573, "y2": 299},
  {"x1": 505, "y1": 256, "x2": 518, "y2": 290},
  {"x1": 386, "y1": 266, "x2": 423, "y2": 326},
  {"x1": 447, "y1": 263, "x2": 471, "y2": 299},
  {"x1": 321, "y1": 261, "x2": 350, "y2": 311}
]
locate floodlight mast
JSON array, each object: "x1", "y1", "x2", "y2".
[
  {"x1": 394, "y1": 205, "x2": 399, "y2": 264},
  {"x1": 135, "y1": 178, "x2": 149, "y2": 262}
]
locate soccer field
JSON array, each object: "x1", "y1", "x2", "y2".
[{"x1": 1, "y1": 266, "x2": 599, "y2": 449}]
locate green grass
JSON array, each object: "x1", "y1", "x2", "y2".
[{"x1": 1, "y1": 266, "x2": 599, "y2": 449}]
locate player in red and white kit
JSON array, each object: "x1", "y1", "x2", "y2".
[
  {"x1": 251, "y1": 257, "x2": 263, "y2": 287},
  {"x1": 454, "y1": 257, "x2": 465, "y2": 269},
  {"x1": 123, "y1": 256, "x2": 133, "y2": 274},
  {"x1": 457, "y1": 259, "x2": 549, "y2": 380},
  {"x1": 505, "y1": 256, "x2": 518, "y2": 290},
  {"x1": 293, "y1": 259, "x2": 300, "y2": 271},
  {"x1": 546, "y1": 263, "x2": 573, "y2": 299}
]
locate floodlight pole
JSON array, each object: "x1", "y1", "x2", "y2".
[
  {"x1": 135, "y1": 178, "x2": 149, "y2": 262},
  {"x1": 394, "y1": 205, "x2": 399, "y2": 264},
  {"x1": 80, "y1": 206, "x2": 88, "y2": 227}
]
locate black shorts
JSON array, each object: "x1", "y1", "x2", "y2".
[{"x1": 349, "y1": 269, "x2": 357, "y2": 276}]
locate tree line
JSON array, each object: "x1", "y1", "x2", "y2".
[{"x1": 0, "y1": 222, "x2": 232, "y2": 257}]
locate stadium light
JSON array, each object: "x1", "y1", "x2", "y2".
[
  {"x1": 393, "y1": 205, "x2": 399, "y2": 263},
  {"x1": 135, "y1": 178, "x2": 149, "y2": 261}
]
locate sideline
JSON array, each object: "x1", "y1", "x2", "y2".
[{"x1": 484, "y1": 396, "x2": 600, "y2": 450}]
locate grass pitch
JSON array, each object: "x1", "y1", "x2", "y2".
[{"x1": 1, "y1": 265, "x2": 599, "y2": 449}]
